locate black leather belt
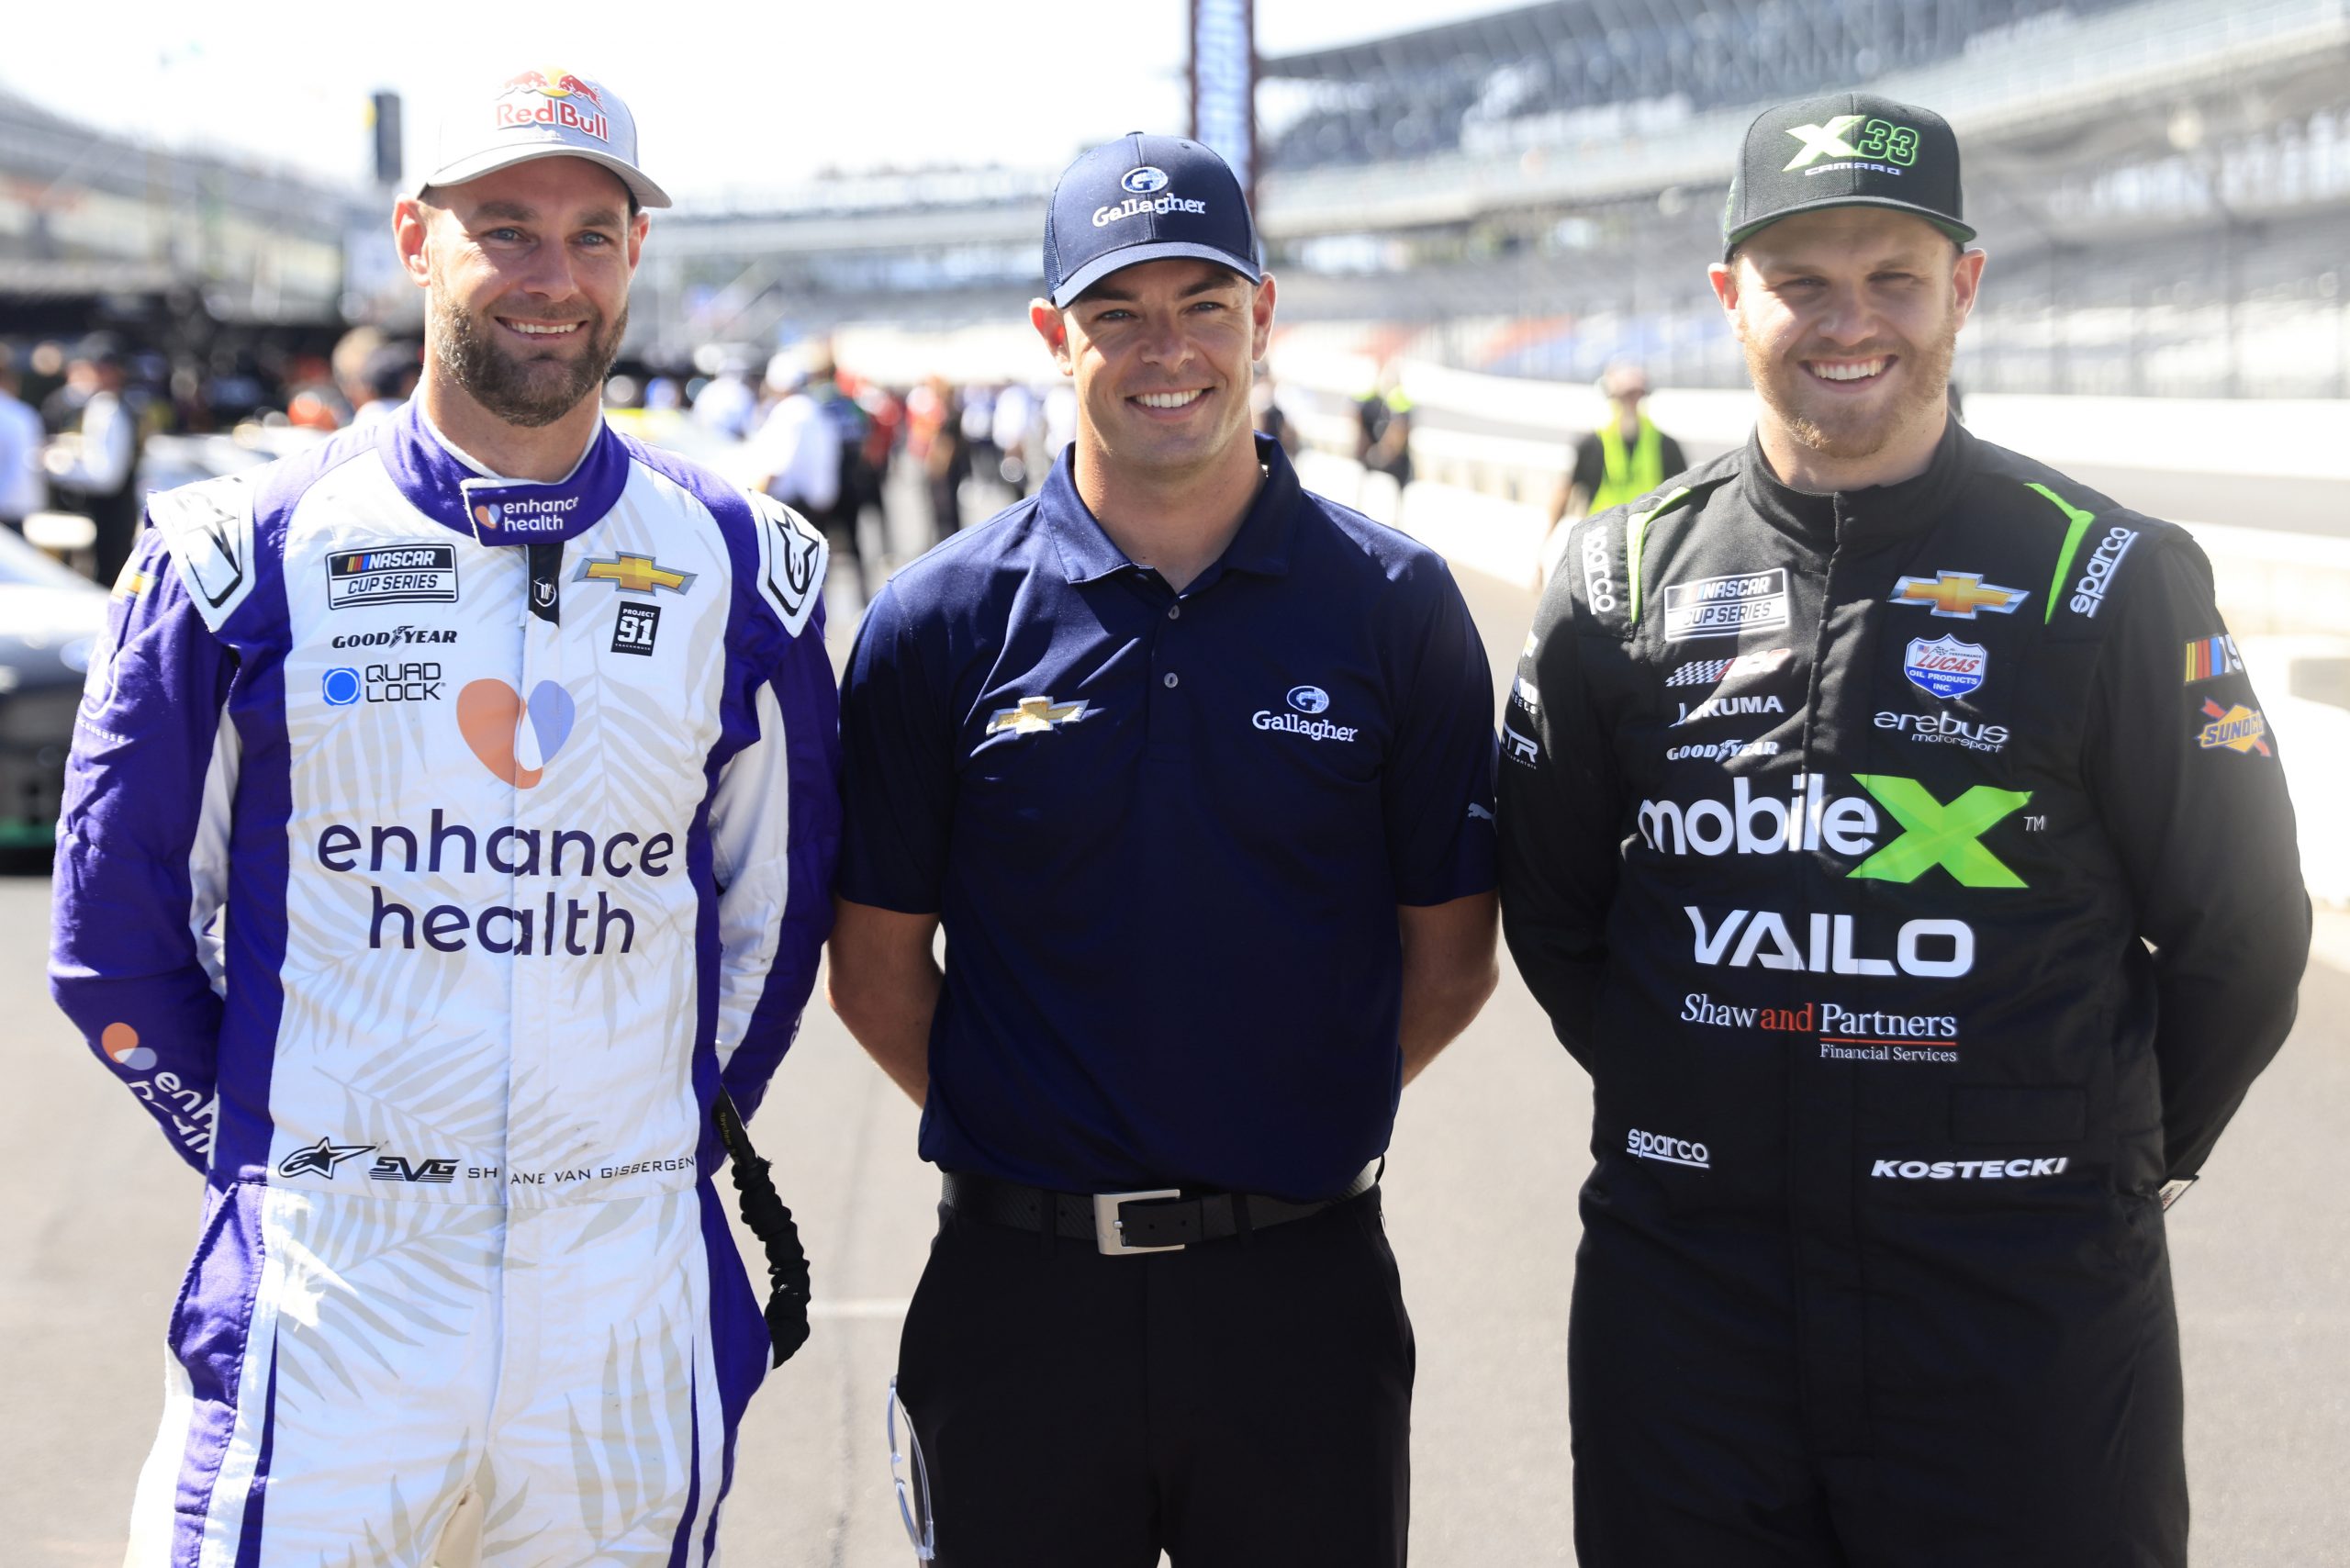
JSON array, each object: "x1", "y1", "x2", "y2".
[{"x1": 941, "y1": 1161, "x2": 1382, "y2": 1255}]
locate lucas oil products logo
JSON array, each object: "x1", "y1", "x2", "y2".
[
  {"x1": 1662, "y1": 569, "x2": 1789, "y2": 640},
  {"x1": 496, "y1": 70, "x2": 610, "y2": 143},
  {"x1": 1255, "y1": 685, "x2": 1358, "y2": 742},
  {"x1": 1903, "y1": 635, "x2": 1986, "y2": 700},
  {"x1": 1637, "y1": 773, "x2": 2031, "y2": 888},
  {"x1": 327, "y1": 544, "x2": 458, "y2": 610}
]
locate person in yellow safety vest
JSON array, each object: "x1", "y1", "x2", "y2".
[{"x1": 1548, "y1": 361, "x2": 1687, "y2": 542}]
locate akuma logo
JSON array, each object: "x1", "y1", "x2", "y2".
[
  {"x1": 1122, "y1": 165, "x2": 1169, "y2": 194},
  {"x1": 458, "y1": 678, "x2": 576, "y2": 788}
]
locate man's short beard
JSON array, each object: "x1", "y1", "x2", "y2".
[
  {"x1": 1751, "y1": 317, "x2": 1956, "y2": 463},
  {"x1": 431, "y1": 286, "x2": 625, "y2": 430}
]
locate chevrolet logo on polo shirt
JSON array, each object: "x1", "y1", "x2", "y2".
[
  {"x1": 573, "y1": 554, "x2": 697, "y2": 595},
  {"x1": 986, "y1": 696, "x2": 1091, "y2": 736},
  {"x1": 1888, "y1": 572, "x2": 2029, "y2": 620}
]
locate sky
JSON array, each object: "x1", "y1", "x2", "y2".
[{"x1": 3, "y1": 0, "x2": 1519, "y2": 199}]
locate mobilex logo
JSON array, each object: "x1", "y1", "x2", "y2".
[
  {"x1": 1637, "y1": 773, "x2": 2031, "y2": 888},
  {"x1": 1783, "y1": 115, "x2": 1921, "y2": 173}
]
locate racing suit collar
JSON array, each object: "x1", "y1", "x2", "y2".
[
  {"x1": 1738, "y1": 416, "x2": 1972, "y2": 549},
  {"x1": 378, "y1": 398, "x2": 632, "y2": 546}
]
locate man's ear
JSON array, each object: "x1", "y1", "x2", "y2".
[
  {"x1": 1951, "y1": 247, "x2": 1987, "y2": 328},
  {"x1": 1248, "y1": 274, "x2": 1277, "y2": 364},
  {"x1": 394, "y1": 198, "x2": 432, "y2": 290},
  {"x1": 1030, "y1": 298, "x2": 1075, "y2": 376}
]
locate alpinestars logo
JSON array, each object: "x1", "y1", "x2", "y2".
[{"x1": 279, "y1": 1137, "x2": 376, "y2": 1179}]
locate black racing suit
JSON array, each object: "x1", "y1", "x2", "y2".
[{"x1": 1498, "y1": 420, "x2": 2308, "y2": 1567}]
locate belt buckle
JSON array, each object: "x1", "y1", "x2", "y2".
[{"x1": 1093, "y1": 1188, "x2": 1184, "y2": 1256}]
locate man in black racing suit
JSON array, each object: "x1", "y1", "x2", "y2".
[{"x1": 1498, "y1": 92, "x2": 2310, "y2": 1566}]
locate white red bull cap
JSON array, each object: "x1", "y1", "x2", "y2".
[{"x1": 418, "y1": 70, "x2": 671, "y2": 210}]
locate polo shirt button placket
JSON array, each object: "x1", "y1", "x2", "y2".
[
  {"x1": 1163, "y1": 672, "x2": 1180, "y2": 689},
  {"x1": 1168, "y1": 603, "x2": 1181, "y2": 620}
]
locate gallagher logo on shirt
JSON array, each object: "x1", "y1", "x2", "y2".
[{"x1": 1254, "y1": 684, "x2": 1359, "y2": 742}]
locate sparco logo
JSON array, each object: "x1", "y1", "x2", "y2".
[
  {"x1": 1872, "y1": 1156, "x2": 2069, "y2": 1181},
  {"x1": 2069, "y1": 526, "x2": 2139, "y2": 618},
  {"x1": 1581, "y1": 530, "x2": 1617, "y2": 612},
  {"x1": 1628, "y1": 1128, "x2": 1709, "y2": 1170},
  {"x1": 331, "y1": 625, "x2": 458, "y2": 650}
]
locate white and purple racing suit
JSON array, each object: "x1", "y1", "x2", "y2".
[{"x1": 49, "y1": 403, "x2": 838, "y2": 1566}]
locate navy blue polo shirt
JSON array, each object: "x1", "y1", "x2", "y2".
[{"x1": 837, "y1": 436, "x2": 1496, "y2": 1200}]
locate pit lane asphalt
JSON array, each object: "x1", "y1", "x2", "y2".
[{"x1": 5, "y1": 544, "x2": 2344, "y2": 1567}]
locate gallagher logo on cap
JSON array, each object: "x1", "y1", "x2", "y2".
[{"x1": 1122, "y1": 166, "x2": 1170, "y2": 195}]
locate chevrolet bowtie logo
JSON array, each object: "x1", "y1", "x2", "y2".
[
  {"x1": 1889, "y1": 572, "x2": 2029, "y2": 620},
  {"x1": 985, "y1": 695, "x2": 1090, "y2": 736},
  {"x1": 574, "y1": 554, "x2": 697, "y2": 596}
]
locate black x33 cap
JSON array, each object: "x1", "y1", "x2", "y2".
[{"x1": 1723, "y1": 92, "x2": 1975, "y2": 258}]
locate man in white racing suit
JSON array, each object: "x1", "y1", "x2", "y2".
[{"x1": 48, "y1": 69, "x2": 838, "y2": 1566}]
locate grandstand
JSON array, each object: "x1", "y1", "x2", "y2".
[
  {"x1": 0, "y1": 88, "x2": 366, "y2": 327},
  {"x1": 642, "y1": 0, "x2": 2347, "y2": 399}
]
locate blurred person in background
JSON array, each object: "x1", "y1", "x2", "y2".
[
  {"x1": 1249, "y1": 368, "x2": 1302, "y2": 458},
  {"x1": 1549, "y1": 360, "x2": 1686, "y2": 537},
  {"x1": 692, "y1": 353, "x2": 759, "y2": 439},
  {"x1": 990, "y1": 379, "x2": 1036, "y2": 490},
  {"x1": 829, "y1": 132, "x2": 1499, "y2": 1568},
  {"x1": 905, "y1": 374, "x2": 970, "y2": 543},
  {"x1": 353, "y1": 341, "x2": 423, "y2": 426},
  {"x1": 49, "y1": 68, "x2": 837, "y2": 1567},
  {"x1": 1500, "y1": 92, "x2": 2309, "y2": 1568},
  {"x1": 0, "y1": 346, "x2": 46, "y2": 532},
  {"x1": 752, "y1": 353, "x2": 843, "y2": 541},
  {"x1": 41, "y1": 335, "x2": 142, "y2": 585}
]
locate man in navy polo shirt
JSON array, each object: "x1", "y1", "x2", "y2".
[{"x1": 830, "y1": 133, "x2": 1500, "y2": 1566}]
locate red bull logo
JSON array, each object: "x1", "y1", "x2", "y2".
[{"x1": 496, "y1": 70, "x2": 610, "y2": 142}]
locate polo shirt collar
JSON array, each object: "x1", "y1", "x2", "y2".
[{"x1": 1043, "y1": 434, "x2": 1300, "y2": 586}]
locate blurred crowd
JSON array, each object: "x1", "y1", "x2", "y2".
[{"x1": 2, "y1": 324, "x2": 1314, "y2": 612}]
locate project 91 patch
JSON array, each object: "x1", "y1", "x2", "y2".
[{"x1": 611, "y1": 601, "x2": 661, "y2": 656}]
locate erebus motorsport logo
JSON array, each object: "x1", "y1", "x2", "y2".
[{"x1": 1637, "y1": 774, "x2": 2031, "y2": 887}]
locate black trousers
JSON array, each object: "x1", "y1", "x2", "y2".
[
  {"x1": 1569, "y1": 1168, "x2": 2188, "y2": 1568},
  {"x1": 895, "y1": 1188, "x2": 1415, "y2": 1567}
]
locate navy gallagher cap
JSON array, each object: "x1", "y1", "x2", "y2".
[
  {"x1": 1723, "y1": 92, "x2": 1975, "y2": 259},
  {"x1": 1044, "y1": 133, "x2": 1263, "y2": 307}
]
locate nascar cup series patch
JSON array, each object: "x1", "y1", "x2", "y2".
[{"x1": 1903, "y1": 635, "x2": 1987, "y2": 701}]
